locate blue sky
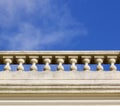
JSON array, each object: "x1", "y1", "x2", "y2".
[{"x1": 0, "y1": 0, "x2": 120, "y2": 50}]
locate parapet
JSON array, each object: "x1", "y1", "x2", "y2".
[{"x1": 0, "y1": 51, "x2": 120, "y2": 100}]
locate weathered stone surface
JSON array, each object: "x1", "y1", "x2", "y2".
[{"x1": 0, "y1": 51, "x2": 120, "y2": 105}]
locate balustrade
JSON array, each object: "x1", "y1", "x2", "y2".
[{"x1": 0, "y1": 51, "x2": 119, "y2": 71}]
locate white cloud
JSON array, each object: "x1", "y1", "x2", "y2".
[{"x1": 0, "y1": 0, "x2": 87, "y2": 50}]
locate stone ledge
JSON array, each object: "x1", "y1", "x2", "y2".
[
  {"x1": 0, "y1": 71, "x2": 119, "y2": 95},
  {"x1": 0, "y1": 71, "x2": 120, "y2": 80},
  {"x1": 0, "y1": 100, "x2": 120, "y2": 106}
]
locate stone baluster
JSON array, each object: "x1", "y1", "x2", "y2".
[
  {"x1": 94, "y1": 56, "x2": 104, "y2": 71},
  {"x1": 107, "y1": 56, "x2": 117, "y2": 71},
  {"x1": 68, "y1": 56, "x2": 78, "y2": 71},
  {"x1": 42, "y1": 56, "x2": 52, "y2": 71},
  {"x1": 82, "y1": 56, "x2": 91, "y2": 71},
  {"x1": 16, "y1": 56, "x2": 26, "y2": 71},
  {"x1": 56, "y1": 56, "x2": 65, "y2": 71},
  {"x1": 3, "y1": 56, "x2": 13, "y2": 71},
  {"x1": 29, "y1": 56, "x2": 39, "y2": 71}
]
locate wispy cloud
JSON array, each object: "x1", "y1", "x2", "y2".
[{"x1": 0, "y1": 0, "x2": 87, "y2": 50}]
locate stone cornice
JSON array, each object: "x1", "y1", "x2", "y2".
[{"x1": 0, "y1": 51, "x2": 120, "y2": 98}]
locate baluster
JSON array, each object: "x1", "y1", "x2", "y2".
[
  {"x1": 3, "y1": 56, "x2": 13, "y2": 71},
  {"x1": 29, "y1": 56, "x2": 39, "y2": 71},
  {"x1": 107, "y1": 56, "x2": 117, "y2": 71},
  {"x1": 30, "y1": 59, "x2": 38, "y2": 71},
  {"x1": 68, "y1": 56, "x2": 78, "y2": 71},
  {"x1": 95, "y1": 56, "x2": 104, "y2": 71},
  {"x1": 56, "y1": 56, "x2": 65, "y2": 71},
  {"x1": 82, "y1": 56, "x2": 91, "y2": 71},
  {"x1": 42, "y1": 56, "x2": 52, "y2": 71},
  {"x1": 16, "y1": 56, "x2": 26, "y2": 71}
]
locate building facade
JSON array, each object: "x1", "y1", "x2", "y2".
[{"x1": 0, "y1": 51, "x2": 120, "y2": 106}]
